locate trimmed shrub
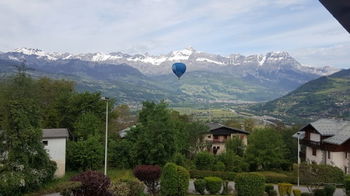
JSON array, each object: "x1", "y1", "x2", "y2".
[
  {"x1": 213, "y1": 161, "x2": 226, "y2": 171},
  {"x1": 160, "y1": 163, "x2": 190, "y2": 196},
  {"x1": 293, "y1": 189, "x2": 301, "y2": 196},
  {"x1": 133, "y1": 165, "x2": 161, "y2": 195},
  {"x1": 108, "y1": 181, "x2": 130, "y2": 196},
  {"x1": 314, "y1": 189, "x2": 326, "y2": 196},
  {"x1": 265, "y1": 184, "x2": 274, "y2": 195},
  {"x1": 278, "y1": 183, "x2": 292, "y2": 196},
  {"x1": 194, "y1": 179, "x2": 206, "y2": 195},
  {"x1": 253, "y1": 172, "x2": 297, "y2": 184},
  {"x1": 204, "y1": 177, "x2": 223, "y2": 194},
  {"x1": 195, "y1": 152, "x2": 215, "y2": 170},
  {"x1": 70, "y1": 170, "x2": 110, "y2": 196},
  {"x1": 190, "y1": 170, "x2": 236, "y2": 181},
  {"x1": 235, "y1": 173, "x2": 265, "y2": 196},
  {"x1": 324, "y1": 184, "x2": 335, "y2": 196},
  {"x1": 345, "y1": 178, "x2": 350, "y2": 196}
]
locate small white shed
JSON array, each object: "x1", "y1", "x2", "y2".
[{"x1": 42, "y1": 128, "x2": 69, "y2": 178}]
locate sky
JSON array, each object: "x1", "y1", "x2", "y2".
[{"x1": 0, "y1": 0, "x2": 349, "y2": 68}]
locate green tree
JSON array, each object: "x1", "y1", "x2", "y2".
[
  {"x1": 225, "y1": 137, "x2": 245, "y2": 157},
  {"x1": 0, "y1": 71, "x2": 56, "y2": 194},
  {"x1": 74, "y1": 112, "x2": 103, "y2": 140},
  {"x1": 245, "y1": 128, "x2": 286, "y2": 170}
]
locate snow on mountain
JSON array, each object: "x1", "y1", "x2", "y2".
[{"x1": 4, "y1": 47, "x2": 339, "y2": 76}]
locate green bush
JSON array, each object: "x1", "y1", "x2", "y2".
[
  {"x1": 213, "y1": 161, "x2": 226, "y2": 171},
  {"x1": 345, "y1": 178, "x2": 350, "y2": 196},
  {"x1": 253, "y1": 172, "x2": 297, "y2": 184},
  {"x1": 190, "y1": 170, "x2": 236, "y2": 181},
  {"x1": 293, "y1": 189, "x2": 301, "y2": 196},
  {"x1": 195, "y1": 152, "x2": 215, "y2": 170},
  {"x1": 172, "y1": 153, "x2": 186, "y2": 167},
  {"x1": 117, "y1": 179, "x2": 145, "y2": 196},
  {"x1": 217, "y1": 151, "x2": 248, "y2": 172},
  {"x1": 67, "y1": 136, "x2": 104, "y2": 171},
  {"x1": 314, "y1": 189, "x2": 326, "y2": 196},
  {"x1": 278, "y1": 183, "x2": 292, "y2": 196},
  {"x1": 323, "y1": 184, "x2": 335, "y2": 196},
  {"x1": 194, "y1": 179, "x2": 206, "y2": 195},
  {"x1": 235, "y1": 173, "x2": 265, "y2": 196},
  {"x1": 204, "y1": 177, "x2": 223, "y2": 194},
  {"x1": 160, "y1": 163, "x2": 189, "y2": 196},
  {"x1": 265, "y1": 184, "x2": 274, "y2": 194}
]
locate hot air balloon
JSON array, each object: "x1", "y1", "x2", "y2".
[{"x1": 172, "y1": 62, "x2": 186, "y2": 79}]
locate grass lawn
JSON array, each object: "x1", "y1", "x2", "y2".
[{"x1": 25, "y1": 168, "x2": 133, "y2": 195}]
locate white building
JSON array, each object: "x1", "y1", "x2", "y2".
[
  {"x1": 294, "y1": 119, "x2": 350, "y2": 173},
  {"x1": 42, "y1": 128, "x2": 69, "y2": 177}
]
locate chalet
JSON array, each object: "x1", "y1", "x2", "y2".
[
  {"x1": 294, "y1": 119, "x2": 350, "y2": 173},
  {"x1": 203, "y1": 123, "x2": 249, "y2": 155},
  {"x1": 42, "y1": 128, "x2": 69, "y2": 177}
]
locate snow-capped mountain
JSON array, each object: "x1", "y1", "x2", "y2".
[{"x1": 5, "y1": 47, "x2": 338, "y2": 76}]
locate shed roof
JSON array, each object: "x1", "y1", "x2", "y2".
[{"x1": 42, "y1": 128, "x2": 69, "y2": 139}]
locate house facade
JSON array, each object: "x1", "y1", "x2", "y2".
[
  {"x1": 203, "y1": 123, "x2": 249, "y2": 155},
  {"x1": 42, "y1": 128, "x2": 69, "y2": 177},
  {"x1": 294, "y1": 119, "x2": 350, "y2": 174}
]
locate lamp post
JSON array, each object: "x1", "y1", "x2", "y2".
[
  {"x1": 101, "y1": 97, "x2": 109, "y2": 176},
  {"x1": 297, "y1": 132, "x2": 301, "y2": 187}
]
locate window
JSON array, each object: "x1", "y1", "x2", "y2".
[
  {"x1": 345, "y1": 166, "x2": 348, "y2": 174},
  {"x1": 42, "y1": 140, "x2": 48, "y2": 146},
  {"x1": 328, "y1": 151, "x2": 331, "y2": 159},
  {"x1": 208, "y1": 135, "x2": 211, "y2": 139},
  {"x1": 312, "y1": 147, "x2": 317, "y2": 156}
]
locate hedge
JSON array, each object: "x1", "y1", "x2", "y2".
[
  {"x1": 160, "y1": 163, "x2": 189, "y2": 196},
  {"x1": 190, "y1": 170, "x2": 236, "y2": 181},
  {"x1": 204, "y1": 177, "x2": 223, "y2": 194},
  {"x1": 193, "y1": 179, "x2": 206, "y2": 195},
  {"x1": 253, "y1": 172, "x2": 297, "y2": 184},
  {"x1": 235, "y1": 173, "x2": 265, "y2": 196}
]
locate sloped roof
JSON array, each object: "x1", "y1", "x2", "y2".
[
  {"x1": 207, "y1": 123, "x2": 249, "y2": 135},
  {"x1": 297, "y1": 119, "x2": 350, "y2": 145},
  {"x1": 42, "y1": 128, "x2": 69, "y2": 139}
]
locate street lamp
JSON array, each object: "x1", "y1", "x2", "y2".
[
  {"x1": 297, "y1": 132, "x2": 301, "y2": 187},
  {"x1": 101, "y1": 97, "x2": 109, "y2": 176}
]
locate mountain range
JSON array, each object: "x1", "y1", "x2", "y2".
[{"x1": 0, "y1": 47, "x2": 340, "y2": 106}]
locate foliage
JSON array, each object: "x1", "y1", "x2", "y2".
[
  {"x1": 172, "y1": 152, "x2": 186, "y2": 167},
  {"x1": 0, "y1": 72, "x2": 57, "y2": 195},
  {"x1": 217, "y1": 151, "x2": 248, "y2": 172},
  {"x1": 323, "y1": 184, "x2": 335, "y2": 196},
  {"x1": 270, "y1": 190, "x2": 278, "y2": 196},
  {"x1": 70, "y1": 170, "x2": 110, "y2": 196},
  {"x1": 194, "y1": 179, "x2": 206, "y2": 195},
  {"x1": 108, "y1": 181, "x2": 130, "y2": 196},
  {"x1": 160, "y1": 163, "x2": 189, "y2": 196},
  {"x1": 204, "y1": 177, "x2": 223, "y2": 195},
  {"x1": 58, "y1": 181, "x2": 82, "y2": 196},
  {"x1": 73, "y1": 112, "x2": 103, "y2": 140},
  {"x1": 293, "y1": 189, "x2": 301, "y2": 196},
  {"x1": 299, "y1": 163, "x2": 344, "y2": 191},
  {"x1": 109, "y1": 179, "x2": 145, "y2": 196},
  {"x1": 265, "y1": 184, "x2": 274, "y2": 195},
  {"x1": 109, "y1": 139, "x2": 134, "y2": 169},
  {"x1": 194, "y1": 152, "x2": 215, "y2": 170},
  {"x1": 314, "y1": 189, "x2": 326, "y2": 196},
  {"x1": 222, "y1": 180, "x2": 230, "y2": 195},
  {"x1": 225, "y1": 137, "x2": 245, "y2": 157},
  {"x1": 234, "y1": 173, "x2": 265, "y2": 196},
  {"x1": 253, "y1": 171, "x2": 296, "y2": 184},
  {"x1": 133, "y1": 165, "x2": 161, "y2": 195},
  {"x1": 213, "y1": 161, "x2": 225, "y2": 171},
  {"x1": 278, "y1": 183, "x2": 292, "y2": 196},
  {"x1": 300, "y1": 193, "x2": 313, "y2": 196},
  {"x1": 344, "y1": 177, "x2": 350, "y2": 196},
  {"x1": 66, "y1": 136, "x2": 104, "y2": 171},
  {"x1": 189, "y1": 170, "x2": 236, "y2": 181},
  {"x1": 245, "y1": 128, "x2": 287, "y2": 171}
]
